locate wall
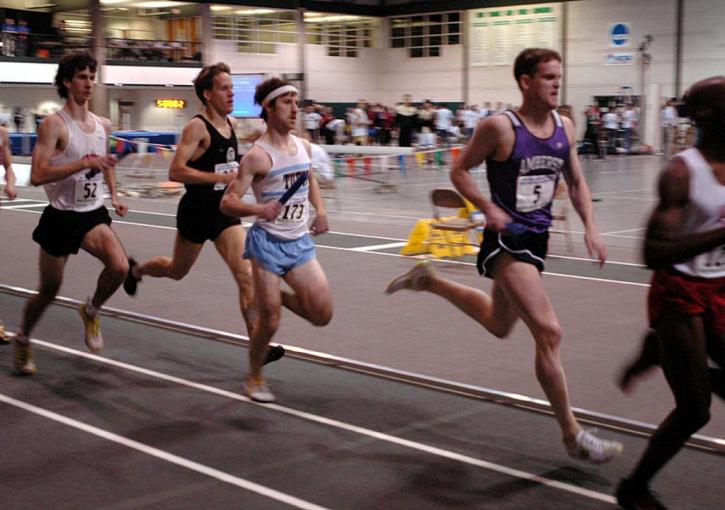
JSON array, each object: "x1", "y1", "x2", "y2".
[
  {"x1": 107, "y1": 87, "x2": 198, "y2": 132},
  {"x1": 375, "y1": 45, "x2": 464, "y2": 105},
  {"x1": 565, "y1": 0, "x2": 677, "y2": 143},
  {"x1": 4, "y1": 0, "x2": 722, "y2": 137},
  {"x1": 682, "y1": 0, "x2": 725, "y2": 88}
]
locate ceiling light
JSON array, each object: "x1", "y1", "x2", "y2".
[
  {"x1": 234, "y1": 9, "x2": 277, "y2": 16},
  {"x1": 134, "y1": 1, "x2": 186, "y2": 8}
]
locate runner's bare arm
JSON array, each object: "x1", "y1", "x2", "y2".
[
  {"x1": 562, "y1": 116, "x2": 606, "y2": 264},
  {"x1": 169, "y1": 118, "x2": 235, "y2": 186},
  {"x1": 644, "y1": 158, "x2": 725, "y2": 268},
  {"x1": 450, "y1": 116, "x2": 511, "y2": 231},
  {"x1": 1, "y1": 128, "x2": 16, "y2": 199},
  {"x1": 100, "y1": 117, "x2": 126, "y2": 216},
  {"x1": 220, "y1": 146, "x2": 282, "y2": 220}
]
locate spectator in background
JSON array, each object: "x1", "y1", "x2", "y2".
[
  {"x1": 16, "y1": 18, "x2": 28, "y2": 57},
  {"x1": 381, "y1": 106, "x2": 395, "y2": 146},
  {"x1": 434, "y1": 103, "x2": 454, "y2": 146},
  {"x1": 601, "y1": 107, "x2": 620, "y2": 155},
  {"x1": 460, "y1": 105, "x2": 478, "y2": 139},
  {"x1": 320, "y1": 106, "x2": 335, "y2": 145},
  {"x1": 417, "y1": 100, "x2": 435, "y2": 135},
  {"x1": 621, "y1": 103, "x2": 637, "y2": 153},
  {"x1": 13, "y1": 107, "x2": 24, "y2": 133},
  {"x1": 351, "y1": 99, "x2": 369, "y2": 145},
  {"x1": 2, "y1": 18, "x2": 16, "y2": 57},
  {"x1": 303, "y1": 104, "x2": 321, "y2": 143},
  {"x1": 583, "y1": 104, "x2": 600, "y2": 157},
  {"x1": 395, "y1": 94, "x2": 417, "y2": 147},
  {"x1": 660, "y1": 98, "x2": 678, "y2": 159}
]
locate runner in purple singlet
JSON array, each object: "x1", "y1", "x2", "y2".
[{"x1": 387, "y1": 48, "x2": 623, "y2": 463}]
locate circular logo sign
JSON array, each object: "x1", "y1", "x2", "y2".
[{"x1": 609, "y1": 23, "x2": 630, "y2": 47}]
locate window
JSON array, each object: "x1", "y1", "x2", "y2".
[
  {"x1": 304, "y1": 13, "x2": 379, "y2": 58},
  {"x1": 388, "y1": 11, "x2": 461, "y2": 58},
  {"x1": 212, "y1": 7, "x2": 297, "y2": 54}
]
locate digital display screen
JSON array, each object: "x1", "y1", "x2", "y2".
[
  {"x1": 232, "y1": 74, "x2": 265, "y2": 118},
  {"x1": 155, "y1": 99, "x2": 186, "y2": 109}
]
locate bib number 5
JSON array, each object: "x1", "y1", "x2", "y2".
[{"x1": 516, "y1": 175, "x2": 555, "y2": 213}]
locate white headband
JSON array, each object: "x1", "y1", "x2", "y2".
[{"x1": 262, "y1": 85, "x2": 299, "y2": 106}]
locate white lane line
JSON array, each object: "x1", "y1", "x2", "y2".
[
  {"x1": 350, "y1": 242, "x2": 407, "y2": 252},
  {"x1": 2, "y1": 207, "x2": 647, "y2": 281},
  {"x1": 0, "y1": 392, "x2": 329, "y2": 510},
  {"x1": 600, "y1": 227, "x2": 646, "y2": 236},
  {"x1": 320, "y1": 245, "x2": 651, "y2": 287},
  {"x1": 2, "y1": 202, "x2": 48, "y2": 209},
  {"x1": 548, "y1": 254, "x2": 646, "y2": 268},
  {"x1": 31, "y1": 338, "x2": 616, "y2": 505},
  {"x1": 114, "y1": 220, "x2": 176, "y2": 231}
]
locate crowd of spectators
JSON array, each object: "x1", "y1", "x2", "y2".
[{"x1": 302, "y1": 96, "x2": 515, "y2": 148}]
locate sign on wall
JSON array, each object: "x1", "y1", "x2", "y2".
[
  {"x1": 608, "y1": 22, "x2": 631, "y2": 47},
  {"x1": 155, "y1": 99, "x2": 186, "y2": 109},
  {"x1": 606, "y1": 53, "x2": 634, "y2": 65},
  {"x1": 470, "y1": 3, "x2": 560, "y2": 67}
]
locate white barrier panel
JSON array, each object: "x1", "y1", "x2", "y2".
[{"x1": 319, "y1": 145, "x2": 415, "y2": 156}]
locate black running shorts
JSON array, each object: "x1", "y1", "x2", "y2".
[
  {"x1": 32, "y1": 205, "x2": 112, "y2": 257},
  {"x1": 476, "y1": 228, "x2": 549, "y2": 278},
  {"x1": 176, "y1": 191, "x2": 241, "y2": 244}
]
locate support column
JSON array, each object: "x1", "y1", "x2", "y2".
[
  {"x1": 674, "y1": 0, "x2": 683, "y2": 96},
  {"x1": 461, "y1": 10, "x2": 469, "y2": 106},
  {"x1": 560, "y1": 1, "x2": 568, "y2": 105},
  {"x1": 89, "y1": 0, "x2": 107, "y2": 118},
  {"x1": 200, "y1": 3, "x2": 212, "y2": 66},
  {"x1": 296, "y1": 8, "x2": 307, "y2": 101}
]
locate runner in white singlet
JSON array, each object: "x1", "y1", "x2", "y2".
[
  {"x1": 13, "y1": 52, "x2": 129, "y2": 375},
  {"x1": 221, "y1": 78, "x2": 333, "y2": 403}
]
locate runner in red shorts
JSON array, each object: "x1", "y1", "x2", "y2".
[{"x1": 616, "y1": 76, "x2": 725, "y2": 510}]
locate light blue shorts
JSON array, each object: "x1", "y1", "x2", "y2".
[{"x1": 243, "y1": 224, "x2": 315, "y2": 276}]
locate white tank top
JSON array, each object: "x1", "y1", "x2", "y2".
[
  {"x1": 252, "y1": 135, "x2": 310, "y2": 240},
  {"x1": 673, "y1": 148, "x2": 725, "y2": 278},
  {"x1": 44, "y1": 110, "x2": 107, "y2": 212}
]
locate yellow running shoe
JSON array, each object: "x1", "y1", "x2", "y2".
[
  {"x1": 0, "y1": 322, "x2": 10, "y2": 345},
  {"x1": 79, "y1": 303, "x2": 104, "y2": 352},
  {"x1": 243, "y1": 376, "x2": 276, "y2": 403},
  {"x1": 14, "y1": 336, "x2": 37, "y2": 376}
]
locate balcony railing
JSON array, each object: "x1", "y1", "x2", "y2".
[
  {"x1": 106, "y1": 39, "x2": 202, "y2": 65},
  {"x1": 0, "y1": 33, "x2": 201, "y2": 65}
]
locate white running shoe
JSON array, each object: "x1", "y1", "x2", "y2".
[
  {"x1": 385, "y1": 260, "x2": 435, "y2": 294},
  {"x1": 14, "y1": 335, "x2": 37, "y2": 376},
  {"x1": 79, "y1": 302, "x2": 104, "y2": 353},
  {"x1": 244, "y1": 376, "x2": 276, "y2": 403},
  {"x1": 566, "y1": 428, "x2": 623, "y2": 464}
]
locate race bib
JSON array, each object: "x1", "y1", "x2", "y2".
[
  {"x1": 214, "y1": 161, "x2": 238, "y2": 191},
  {"x1": 693, "y1": 245, "x2": 725, "y2": 274},
  {"x1": 516, "y1": 174, "x2": 556, "y2": 213},
  {"x1": 74, "y1": 171, "x2": 103, "y2": 207},
  {"x1": 278, "y1": 197, "x2": 306, "y2": 224}
]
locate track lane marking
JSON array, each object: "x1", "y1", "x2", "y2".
[
  {"x1": 0, "y1": 392, "x2": 329, "y2": 510},
  {"x1": 29, "y1": 337, "x2": 617, "y2": 505}
]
